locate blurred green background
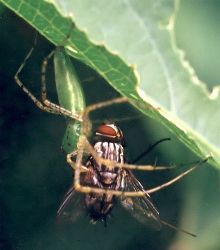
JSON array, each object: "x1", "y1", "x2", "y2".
[{"x1": 0, "y1": 1, "x2": 220, "y2": 250}]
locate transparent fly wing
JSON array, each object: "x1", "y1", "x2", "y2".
[
  {"x1": 119, "y1": 170, "x2": 161, "y2": 229},
  {"x1": 57, "y1": 186, "x2": 86, "y2": 223}
]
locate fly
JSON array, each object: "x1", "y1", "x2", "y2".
[{"x1": 57, "y1": 122, "x2": 205, "y2": 237}]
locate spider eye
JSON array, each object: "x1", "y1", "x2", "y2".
[{"x1": 96, "y1": 123, "x2": 123, "y2": 139}]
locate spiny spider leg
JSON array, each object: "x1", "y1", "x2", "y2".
[
  {"x1": 147, "y1": 158, "x2": 209, "y2": 194},
  {"x1": 14, "y1": 26, "x2": 82, "y2": 122},
  {"x1": 73, "y1": 97, "x2": 129, "y2": 193},
  {"x1": 66, "y1": 150, "x2": 88, "y2": 172},
  {"x1": 74, "y1": 153, "x2": 207, "y2": 197},
  {"x1": 40, "y1": 47, "x2": 81, "y2": 121},
  {"x1": 84, "y1": 140, "x2": 175, "y2": 171},
  {"x1": 70, "y1": 96, "x2": 207, "y2": 197},
  {"x1": 71, "y1": 96, "x2": 165, "y2": 191},
  {"x1": 14, "y1": 44, "x2": 57, "y2": 114},
  {"x1": 81, "y1": 97, "x2": 128, "y2": 136}
]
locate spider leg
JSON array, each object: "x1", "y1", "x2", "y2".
[
  {"x1": 66, "y1": 150, "x2": 88, "y2": 172},
  {"x1": 147, "y1": 158, "x2": 209, "y2": 194},
  {"x1": 72, "y1": 97, "x2": 177, "y2": 196},
  {"x1": 73, "y1": 97, "x2": 129, "y2": 192},
  {"x1": 74, "y1": 158, "x2": 207, "y2": 197},
  {"x1": 74, "y1": 129, "x2": 208, "y2": 196},
  {"x1": 85, "y1": 140, "x2": 175, "y2": 171},
  {"x1": 14, "y1": 24, "x2": 82, "y2": 122},
  {"x1": 73, "y1": 98, "x2": 128, "y2": 194},
  {"x1": 14, "y1": 46, "x2": 81, "y2": 121},
  {"x1": 40, "y1": 49, "x2": 82, "y2": 121},
  {"x1": 14, "y1": 45, "x2": 57, "y2": 114},
  {"x1": 80, "y1": 97, "x2": 128, "y2": 138}
]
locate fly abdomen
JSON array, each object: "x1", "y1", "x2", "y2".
[{"x1": 85, "y1": 193, "x2": 115, "y2": 223}]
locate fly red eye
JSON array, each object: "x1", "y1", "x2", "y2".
[
  {"x1": 96, "y1": 123, "x2": 123, "y2": 139},
  {"x1": 96, "y1": 124, "x2": 117, "y2": 137}
]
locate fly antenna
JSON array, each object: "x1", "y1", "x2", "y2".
[{"x1": 160, "y1": 219, "x2": 197, "y2": 237}]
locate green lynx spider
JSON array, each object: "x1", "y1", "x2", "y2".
[{"x1": 14, "y1": 41, "x2": 202, "y2": 198}]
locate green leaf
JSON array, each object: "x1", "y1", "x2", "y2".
[{"x1": 2, "y1": 0, "x2": 220, "y2": 168}]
